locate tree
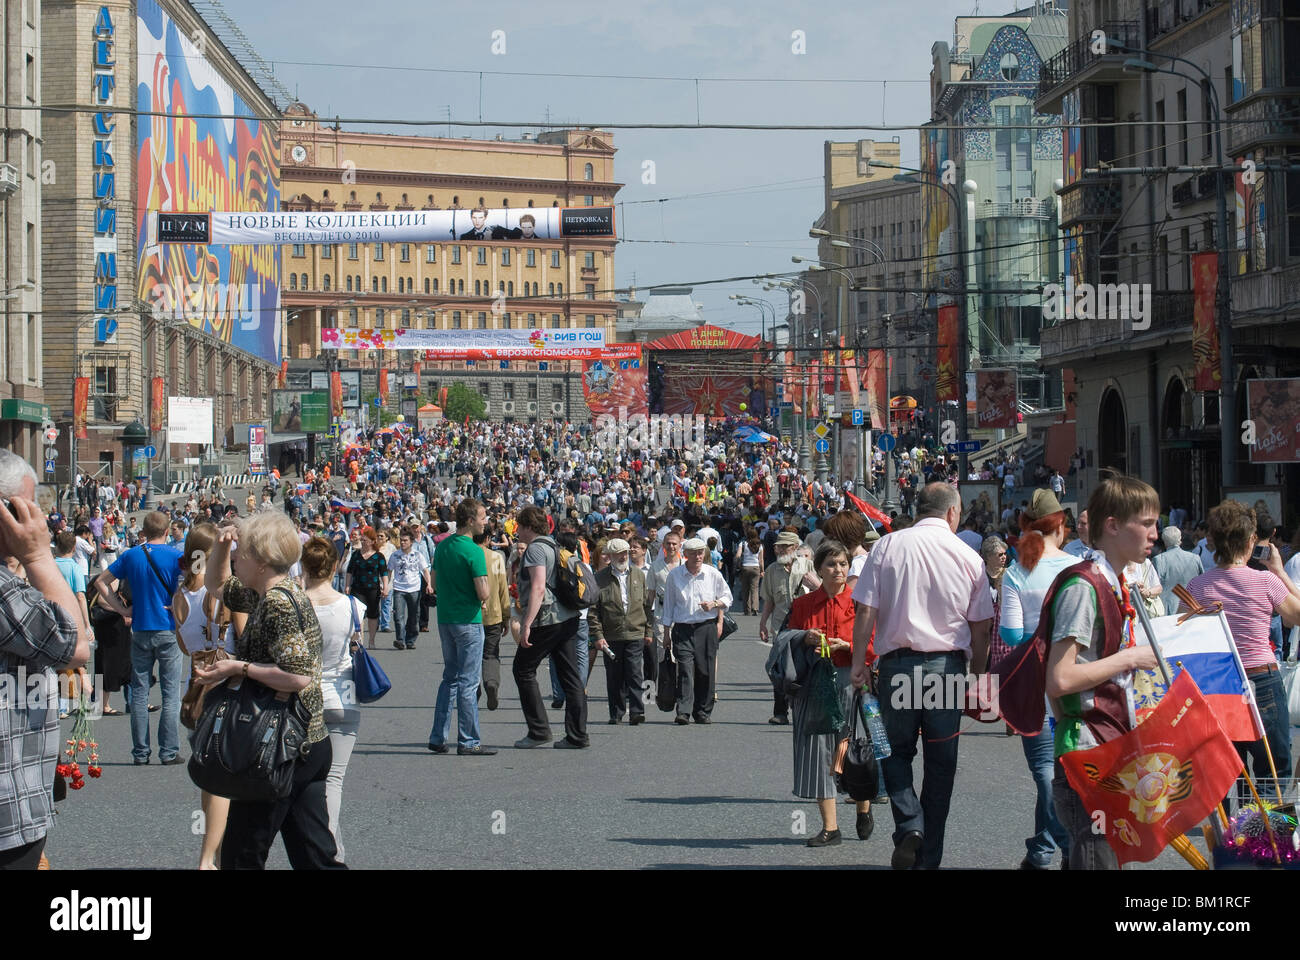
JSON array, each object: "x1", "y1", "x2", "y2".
[
  {"x1": 443, "y1": 382, "x2": 486, "y2": 423},
  {"x1": 360, "y1": 392, "x2": 398, "y2": 427}
]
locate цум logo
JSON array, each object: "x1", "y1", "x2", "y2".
[{"x1": 50, "y1": 890, "x2": 151, "y2": 941}]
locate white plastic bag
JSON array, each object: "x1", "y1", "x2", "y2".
[{"x1": 1284, "y1": 627, "x2": 1300, "y2": 727}]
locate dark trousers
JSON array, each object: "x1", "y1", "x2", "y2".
[
  {"x1": 605, "y1": 638, "x2": 646, "y2": 720},
  {"x1": 670, "y1": 620, "x2": 718, "y2": 721},
  {"x1": 772, "y1": 683, "x2": 789, "y2": 718},
  {"x1": 1052, "y1": 762, "x2": 1119, "y2": 870},
  {"x1": 643, "y1": 640, "x2": 659, "y2": 687},
  {"x1": 0, "y1": 836, "x2": 45, "y2": 869},
  {"x1": 419, "y1": 591, "x2": 435, "y2": 631},
  {"x1": 513, "y1": 618, "x2": 588, "y2": 745},
  {"x1": 482, "y1": 620, "x2": 503, "y2": 697},
  {"x1": 877, "y1": 649, "x2": 964, "y2": 869},
  {"x1": 221, "y1": 738, "x2": 347, "y2": 870}
]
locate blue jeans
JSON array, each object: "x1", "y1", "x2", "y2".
[
  {"x1": 1022, "y1": 722, "x2": 1070, "y2": 866},
  {"x1": 378, "y1": 592, "x2": 393, "y2": 631},
  {"x1": 551, "y1": 618, "x2": 589, "y2": 703},
  {"x1": 877, "y1": 649, "x2": 965, "y2": 869},
  {"x1": 1236, "y1": 667, "x2": 1292, "y2": 804},
  {"x1": 429, "y1": 622, "x2": 485, "y2": 749},
  {"x1": 393, "y1": 590, "x2": 421, "y2": 647},
  {"x1": 129, "y1": 630, "x2": 184, "y2": 762}
]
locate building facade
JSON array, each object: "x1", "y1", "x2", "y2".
[
  {"x1": 279, "y1": 106, "x2": 622, "y2": 423},
  {"x1": 42, "y1": 0, "x2": 283, "y2": 484},
  {"x1": 0, "y1": 0, "x2": 45, "y2": 470}
]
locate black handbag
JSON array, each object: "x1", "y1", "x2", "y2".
[
  {"x1": 835, "y1": 688, "x2": 880, "y2": 802},
  {"x1": 720, "y1": 615, "x2": 738, "y2": 641},
  {"x1": 655, "y1": 646, "x2": 678, "y2": 713},
  {"x1": 187, "y1": 587, "x2": 313, "y2": 802}
]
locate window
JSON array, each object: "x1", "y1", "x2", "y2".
[
  {"x1": 476, "y1": 247, "x2": 487, "y2": 266},
  {"x1": 477, "y1": 312, "x2": 487, "y2": 329},
  {"x1": 504, "y1": 383, "x2": 515, "y2": 400},
  {"x1": 457, "y1": 278, "x2": 465, "y2": 294},
  {"x1": 551, "y1": 383, "x2": 562, "y2": 400},
  {"x1": 551, "y1": 314, "x2": 561, "y2": 327},
  {"x1": 355, "y1": 275, "x2": 362, "y2": 290},
  {"x1": 426, "y1": 244, "x2": 437, "y2": 263},
  {"x1": 26, "y1": 317, "x2": 36, "y2": 382},
  {"x1": 380, "y1": 276, "x2": 388, "y2": 292},
  {"x1": 1155, "y1": 100, "x2": 1166, "y2": 166},
  {"x1": 501, "y1": 248, "x2": 511, "y2": 266},
  {"x1": 348, "y1": 307, "x2": 358, "y2": 323},
  {"x1": 478, "y1": 383, "x2": 489, "y2": 397},
  {"x1": 503, "y1": 313, "x2": 512, "y2": 329},
  {"x1": 474, "y1": 280, "x2": 482, "y2": 296},
  {"x1": 526, "y1": 249, "x2": 536, "y2": 267},
  {"x1": 292, "y1": 244, "x2": 306, "y2": 258},
  {"x1": 400, "y1": 243, "x2": 410, "y2": 262},
  {"x1": 1201, "y1": 80, "x2": 1213, "y2": 157},
  {"x1": 548, "y1": 282, "x2": 555, "y2": 296},
  {"x1": 508, "y1": 281, "x2": 514, "y2": 296},
  {"x1": 583, "y1": 252, "x2": 595, "y2": 269},
  {"x1": 348, "y1": 243, "x2": 359, "y2": 260},
  {"x1": 290, "y1": 274, "x2": 297, "y2": 290},
  {"x1": 584, "y1": 162, "x2": 594, "y2": 181},
  {"x1": 402, "y1": 309, "x2": 411, "y2": 323},
  {"x1": 551, "y1": 251, "x2": 561, "y2": 268},
  {"x1": 423, "y1": 278, "x2": 431, "y2": 294},
  {"x1": 321, "y1": 244, "x2": 334, "y2": 259},
  {"x1": 25, "y1": 54, "x2": 34, "y2": 103},
  {"x1": 372, "y1": 277, "x2": 379, "y2": 293},
  {"x1": 528, "y1": 313, "x2": 537, "y2": 327},
  {"x1": 451, "y1": 246, "x2": 462, "y2": 264},
  {"x1": 584, "y1": 283, "x2": 595, "y2": 300},
  {"x1": 583, "y1": 196, "x2": 594, "y2": 206},
  {"x1": 528, "y1": 383, "x2": 538, "y2": 400},
  {"x1": 375, "y1": 308, "x2": 385, "y2": 326},
  {"x1": 301, "y1": 273, "x2": 308, "y2": 289},
  {"x1": 556, "y1": 282, "x2": 563, "y2": 296},
  {"x1": 397, "y1": 277, "x2": 405, "y2": 293},
  {"x1": 374, "y1": 243, "x2": 385, "y2": 261},
  {"x1": 585, "y1": 315, "x2": 596, "y2": 328},
  {"x1": 323, "y1": 274, "x2": 331, "y2": 291},
  {"x1": 93, "y1": 365, "x2": 118, "y2": 421},
  {"x1": 1177, "y1": 89, "x2": 1188, "y2": 164},
  {"x1": 452, "y1": 311, "x2": 462, "y2": 329}
]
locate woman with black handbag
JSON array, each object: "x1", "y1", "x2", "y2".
[
  {"x1": 197, "y1": 512, "x2": 344, "y2": 870},
  {"x1": 786, "y1": 540, "x2": 872, "y2": 848}
]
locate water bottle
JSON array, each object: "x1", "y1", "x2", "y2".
[{"x1": 860, "y1": 692, "x2": 892, "y2": 760}]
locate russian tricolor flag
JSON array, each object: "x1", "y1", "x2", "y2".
[
  {"x1": 330, "y1": 496, "x2": 362, "y2": 513},
  {"x1": 1135, "y1": 611, "x2": 1260, "y2": 742}
]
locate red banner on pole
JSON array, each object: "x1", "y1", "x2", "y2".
[
  {"x1": 330, "y1": 371, "x2": 344, "y2": 418},
  {"x1": 1191, "y1": 252, "x2": 1220, "y2": 392},
  {"x1": 379, "y1": 368, "x2": 389, "y2": 397},
  {"x1": 74, "y1": 377, "x2": 90, "y2": 440},
  {"x1": 937, "y1": 305, "x2": 959, "y2": 404},
  {"x1": 866, "y1": 350, "x2": 888, "y2": 430},
  {"x1": 278, "y1": 360, "x2": 288, "y2": 388},
  {"x1": 150, "y1": 377, "x2": 164, "y2": 433}
]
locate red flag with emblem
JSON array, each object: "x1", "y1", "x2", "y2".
[
  {"x1": 1060, "y1": 671, "x2": 1241, "y2": 865},
  {"x1": 844, "y1": 489, "x2": 892, "y2": 533}
]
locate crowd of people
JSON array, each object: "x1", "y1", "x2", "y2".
[{"x1": 1, "y1": 410, "x2": 1295, "y2": 872}]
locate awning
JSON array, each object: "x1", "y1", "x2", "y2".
[{"x1": 266, "y1": 433, "x2": 308, "y2": 445}]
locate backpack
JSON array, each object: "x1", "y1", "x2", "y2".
[
  {"x1": 537, "y1": 535, "x2": 597, "y2": 610},
  {"x1": 993, "y1": 560, "x2": 1128, "y2": 743}
]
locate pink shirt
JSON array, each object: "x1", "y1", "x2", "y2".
[
  {"x1": 852, "y1": 517, "x2": 995, "y2": 658},
  {"x1": 1183, "y1": 566, "x2": 1288, "y2": 668}
]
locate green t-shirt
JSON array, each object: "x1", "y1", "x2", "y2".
[
  {"x1": 433, "y1": 534, "x2": 487, "y2": 624},
  {"x1": 1048, "y1": 575, "x2": 1105, "y2": 759}
]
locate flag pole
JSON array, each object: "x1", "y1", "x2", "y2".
[{"x1": 1240, "y1": 765, "x2": 1284, "y2": 865}]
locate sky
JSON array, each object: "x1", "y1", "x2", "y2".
[{"x1": 223, "y1": 0, "x2": 996, "y2": 336}]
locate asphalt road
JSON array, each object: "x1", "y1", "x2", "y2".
[{"x1": 44, "y1": 611, "x2": 1266, "y2": 870}]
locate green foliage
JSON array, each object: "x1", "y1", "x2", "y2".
[{"x1": 442, "y1": 382, "x2": 486, "y2": 422}]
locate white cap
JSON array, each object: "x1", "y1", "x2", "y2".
[
  {"x1": 670, "y1": 518, "x2": 685, "y2": 529},
  {"x1": 682, "y1": 537, "x2": 707, "y2": 551},
  {"x1": 603, "y1": 537, "x2": 630, "y2": 555}
]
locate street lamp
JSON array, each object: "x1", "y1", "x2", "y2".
[{"x1": 1122, "y1": 53, "x2": 1235, "y2": 486}]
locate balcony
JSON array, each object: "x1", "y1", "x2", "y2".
[
  {"x1": 1232, "y1": 262, "x2": 1300, "y2": 324},
  {"x1": 1226, "y1": 89, "x2": 1300, "y2": 156},
  {"x1": 580, "y1": 266, "x2": 598, "y2": 278},
  {"x1": 973, "y1": 198, "x2": 1055, "y2": 220},
  {"x1": 1039, "y1": 290, "x2": 1194, "y2": 363},
  {"x1": 1146, "y1": 0, "x2": 1225, "y2": 44},
  {"x1": 1058, "y1": 176, "x2": 1121, "y2": 227},
  {"x1": 1037, "y1": 21, "x2": 1141, "y2": 112}
]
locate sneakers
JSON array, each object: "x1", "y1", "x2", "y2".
[
  {"x1": 891, "y1": 830, "x2": 923, "y2": 870},
  {"x1": 393, "y1": 640, "x2": 405, "y2": 650},
  {"x1": 806, "y1": 828, "x2": 842, "y2": 848},
  {"x1": 514, "y1": 735, "x2": 551, "y2": 749},
  {"x1": 427, "y1": 743, "x2": 449, "y2": 754},
  {"x1": 457, "y1": 745, "x2": 497, "y2": 756},
  {"x1": 554, "y1": 738, "x2": 588, "y2": 749},
  {"x1": 160, "y1": 755, "x2": 185, "y2": 766}
]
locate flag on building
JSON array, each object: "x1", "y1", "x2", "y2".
[{"x1": 1061, "y1": 671, "x2": 1241, "y2": 865}]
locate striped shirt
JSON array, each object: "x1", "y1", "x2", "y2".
[{"x1": 0, "y1": 567, "x2": 80, "y2": 851}]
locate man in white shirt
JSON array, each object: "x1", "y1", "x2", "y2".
[
  {"x1": 851, "y1": 482, "x2": 994, "y2": 871},
  {"x1": 389, "y1": 527, "x2": 433, "y2": 650},
  {"x1": 1063, "y1": 510, "x2": 1090, "y2": 558},
  {"x1": 660, "y1": 537, "x2": 732, "y2": 725}
]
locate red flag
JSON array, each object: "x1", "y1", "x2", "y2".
[
  {"x1": 1191, "y1": 252, "x2": 1220, "y2": 392},
  {"x1": 278, "y1": 360, "x2": 288, "y2": 388},
  {"x1": 1061, "y1": 672, "x2": 1241, "y2": 865},
  {"x1": 379, "y1": 368, "x2": 389, "y2": 397},
  {"x1": 866, "y1": 350, "x2": 887, "y2": 430},
  {"x1": 73, "y1": 377, "x2": 90, "y2": 440},
  {"x1": 330, "y1": 371, "x2": 344, "y2": 418},
  {"x1": 936, "y1": 305, "x2": 959, "y2": 404},
  {"x1": 150, "y1": 377, "x2": 165, "y2": 433},
  {"x1": 844, "y1": 489, "x2": 892, "y2": 532}
]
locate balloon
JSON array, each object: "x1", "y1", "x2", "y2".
[
  {"x1": 396, "y1": 415, "x2": 405, "y2": 422},
  {"x1": 739, "y1": 403, "x2": 747, "y2": 412}
]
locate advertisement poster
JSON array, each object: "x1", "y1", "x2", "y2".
[
  {"x1": 339, "y1": 370, "x2": 361, "y2": 408},
  {"x1": 975, "y1": 369, "x2": 1018, "y2": 429},
  {"x1": 1246, "y1": 379, "x2": 1300, "y2": 463},
  {"x1": 271, "y1": 390, "x2": 328, "y2": 435},
  {"x1": 322, "y1": 327, "x2": 607, "y2": 358},
  {"x1": 936, "y1": 305, "x2": 959, "y2": 404},
  {"x1": 136, "y1": 0, "x2": 282, "y2": 364},
  {"x1": 150, "y1": 377, "x2": 165, "y2": 433},
  {"x1": 1191, "y1": 252, "x2": 1220, "y2": 392},
  {"x1": 248, "y1": 426, "x2": 267, "y2": 475},
  {"x1": 582, "y1": 344, "x2": 647, "y2": 418},
  {"x1": 166, "y1": 396, "x2": 213, "y2": 446}
]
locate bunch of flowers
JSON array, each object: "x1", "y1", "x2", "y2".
[{"x1": 55, "y1": 697, "x2": 101, "y2": 792}]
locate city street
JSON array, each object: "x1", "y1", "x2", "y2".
[{"x1": 45, "y1": 612, "x2": 1220, "y2": 870}]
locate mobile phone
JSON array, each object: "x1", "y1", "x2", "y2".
[
  {"x1": 1251, "y1": 544, "x2": 1270, "y2": 562},
  {"x1": 0, "y1": 499, "x2": 18, "y2": 518}
]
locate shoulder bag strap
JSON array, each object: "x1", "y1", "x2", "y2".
[
  {"x1": 270, "y1": 584, "x2": 307, "y2": 632},
  {"x1": 140, "y1": 543, "x2": 176, "y2": 597}
]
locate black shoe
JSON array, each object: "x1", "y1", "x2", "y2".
[
  {"x1": 427, "y1": 743, "x2": 450, "y2": 754},
  {"x1": 608, "y1": 717, "x2": 622, "y2": 725},
  {"x1": 629, "y1": 715, "x2": 644, "y2": 725},
  {"x1": 1019, "y1": 858, "x2": 1051, "y2": 870},
  {"x1": 147, "y1": 704, "x2": 159, "y2": 713},
  {"x1": 674, "y1": 715, "x2": 690, "y2": 725},
  {"x1": 550, "y1": 699, "x2": 565, "y2": 709},
  {"x1": 486, "y1": 688, "x2": 499, "y2": 711},
  {"x1": 160, "y1": 755, "x2": 185, "y2": 766},
  {"x1": 693, "y1": 715, "x2": 712, "y2": 724},
  {"x1": 405, "y1": 644, "x2": 416, "y2": 650},
  {"x1": 457, "y1": 745, "x2": 497, "y2": 756},
  {"x1": 891, "y1": 830, "x2": 923, "y2": 870},
  {"x1": 554, "y1": 738, "x2": 588, "y2": 749},
  {"x1": 133, "y1": 758, "x2": 149, "y2": 765},
  {"x1": 768, "y1": 715, "x2": 789, "y2": 725},
  {"x1": 806, "y1": 828, "x2": 842, "y2": 848},
  {"x1": 393, "y1": 640, "x2": 405, "y2": 650},
  {"x1": 514, "y1": 735, "x2": 551, "y2": 749},
  {"x1": 856, "y1": 810, "x2": 874, "y2": 841}
]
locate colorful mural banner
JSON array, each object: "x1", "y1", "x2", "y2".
[
  {"x1": 157, "y1": 206, "x2": 616, "y2": 245},
  {"x1": 323, "y1": 327, "x2": 607, "y2": 358},
  {"x1": 1246, "y1": 378, "x2": 1300, "y2": 463},
  {"x1": 975, "y1": 369, "x2": 1018, "y2": 429},
  {"x1": 331, "y1": 371, "x2": 344, "y2": 418},
  {"x1": 936, "y1": 305, "x2": 959, "y2": 404},
  {"x1": 1191, "y1": 252, "x2": 1221, "y2": 392},
  {"x1": 582, "y1": 345, "x2": 647, "y2": 418},
  {"x1": 1234, "y1": 153, "x2": 1267, "y2": 275},
  {"x1": 842, "y1": 343, "x2": 860, "y2": 408},
  {"x1": 73, "y1": 377, "x2": 90, "y2": 440},
  {"x1": 150, "y1": 377, "x2": 165, "y2": 434},
  {"x1": 135, "y1": 0, "x2": 282, "y2": 365},
  {"x1": 866, "y1": 350, "x2": 888, "y2": 430}
]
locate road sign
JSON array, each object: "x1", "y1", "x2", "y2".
[
  {"x1": 328, "y1": 423, "x2": 340, "y2": 439},
  {"x1": 44, "y1": 460, "x2": 55, "y2": 474},
  {"x1": 769, "y1": 406, "x2": 779, "y2": 418},
  {"x1": 43, "y1": 427, "x2": 58, "y2": 444},
  {"x1": 142, "y1": 445, "x2": 157, "y2": 459},
  {"x1": 44, "y1": 446, "x2": 57, "y2": 460},
  {"x1": 946, "y1": 440, "x2": 982, "y2": 454},
  {"x1": 815, "y1": 438, "x2": 831, "y2": 454},
  {"x1": 373, "y1": 397, "x2": 383, "y2": 407},
  {"x1": 877, "y1": 433, "x2": 896, "y2": 453},
  {"x1": 851, "y1": 409, "x2": 864, "y2": 426},
  {"x1": 812, "y1": 422, "x2": 830, "y2": 440}
]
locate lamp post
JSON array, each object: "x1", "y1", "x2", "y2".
[
  {"x1": 1121, "y1": 53, "x2": 1234, "y2": 487},
  {"x1": 764, "y1": 278, "x2": 820, "y2": 474}
]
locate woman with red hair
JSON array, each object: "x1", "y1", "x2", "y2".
[
  {"x1": 345, "y1": 526, "x2": 389, "y2": 649},
  {"x1": 997, "y1": 489, "x2": 1077, "y2": 869}
]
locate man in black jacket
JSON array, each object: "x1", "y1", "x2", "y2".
[{"x1": 588, "y1": 539, "x2": 654, "y2": 724}]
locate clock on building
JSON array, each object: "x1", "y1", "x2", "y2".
[{"x1": 290, "y1": 144, "x2": 308, "y2": 164}]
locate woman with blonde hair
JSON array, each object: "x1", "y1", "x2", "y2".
[{"x1": 199, "y1": 511, "x2": 342, "y2": 869}]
